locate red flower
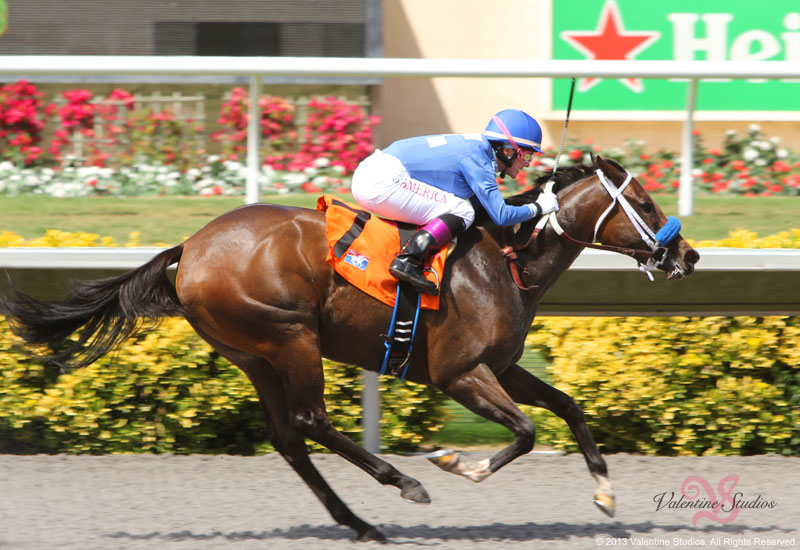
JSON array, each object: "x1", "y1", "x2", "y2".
[
  {"x1": 0, "y1": 79, "x2": 48, "y2": 164},
  {"x1": 301, "y1": 181, "x2": 322, "y2": 193},
  {"x1": 642, "y1": 175, "x2": 664, "y2": 191},
  {"x1": 773, "y1": 160, "x2": 791, "y2": 173}
]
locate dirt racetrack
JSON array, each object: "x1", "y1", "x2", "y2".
[{"x1": 1, "y1": 452, "x2": 797, "y2": 550}]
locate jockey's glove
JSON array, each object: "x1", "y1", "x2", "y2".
[{"x1": 527, "y1": 191, "x2": 560, "y2": 218}]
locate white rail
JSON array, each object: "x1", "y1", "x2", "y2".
[
  {"x1": 3, "y1": 246, "x2": 799, "y2": 271},
  {"x1": 2, "y1": 56, "x2": 798, "y2": 215},
  {"x1": 2, "y1": 56, "x2": 799, "y2": 79}
]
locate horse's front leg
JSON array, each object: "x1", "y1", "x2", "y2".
[
  {"x1": 496, "y1": 363, "x2": 615, "y2": 518},
  {"x1": 428, "y1": 363, "x2": 537, "y2": 482}
]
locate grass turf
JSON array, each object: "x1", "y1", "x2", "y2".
[{"x1": 1, "y1": 192, "x2": 798, "y2": 245}]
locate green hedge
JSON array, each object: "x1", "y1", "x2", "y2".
[
  {"x1": 526, "y1": 316, "x2": 800, "y2": 456},
  {"x1": 0, "y1": 317, "x2": 446, "y2": 454},
  {"x1": 3, "y1": 314, "x2": 799, "y2": 456}
]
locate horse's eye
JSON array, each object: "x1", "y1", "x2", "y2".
[{"x1": 639, "y1": 202, "x2": 654, "y2": 214}]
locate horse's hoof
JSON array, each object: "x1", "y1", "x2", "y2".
[
  {"x1": 464, "y1": 458, "x2": 492, "y2": 483},
  {"x1": 593, "y1": 493, "x2": 616, "y2": 518},
  {"x1": 357, "y1": 526, "x2": 387, "y2": 542},
  {"x1": 426, "y1": 449, "x2": 459, "y2": 471},
  {"x1": 401, "y1": 483, "x2": 431, "y2": 504}
]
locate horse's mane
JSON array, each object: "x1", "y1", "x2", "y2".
[{"x1": 473, "y1": 159, "x2": 625, "y2": 226}]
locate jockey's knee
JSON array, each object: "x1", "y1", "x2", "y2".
[{"x1": 446, "y1": 203, "x2": 475, "y2": 229}]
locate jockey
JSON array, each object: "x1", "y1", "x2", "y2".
[{"x1": 350, "y1": 108, "x2": 560, "y2": 295}]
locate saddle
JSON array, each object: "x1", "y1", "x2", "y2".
[
  {"x1": 317, "y1": 195, "x2": 454, "y2": 378},
  {"x1": 316, "y1": 195, "x2": 450, "y2": 311}
]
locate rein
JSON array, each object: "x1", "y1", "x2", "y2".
[{"x1": 501, "y1": 168, "x2": 682, "y2": 289}]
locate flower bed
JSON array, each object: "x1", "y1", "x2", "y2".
[
  {"x1": 509, "y1": 125, "x2": 800, "y2": 197},
  {"x1": 0, "y1": 155, "x2": 349, "y2": 197},
  {"x1": 1, "y1": 79, "x2": 798, "y2": 197}
]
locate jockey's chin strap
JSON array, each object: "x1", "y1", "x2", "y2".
[{"x1": 530, "y1": 168, "x2": 682, "y2": 282}]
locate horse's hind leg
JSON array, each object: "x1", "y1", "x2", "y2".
[
  {"x1": 187, "y1": 327, "x2": 386, "y2": 541},
  {"x1": 497, "y1": 364, "x2": 615, "y2": 517},
  {"x1": 241, "y1": 360, "x2": 387, "y2": 542},
  {"x1": 265, "y1": 334, "x2": 431, "y2": 505}
]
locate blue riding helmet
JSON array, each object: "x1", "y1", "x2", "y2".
[{"x1": 483, "y1": 109, "x2": 543, "y2": 153}]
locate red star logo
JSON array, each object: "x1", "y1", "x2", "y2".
[{"x1": 560, "y1": 0, "x2": 660, "y2": 93}]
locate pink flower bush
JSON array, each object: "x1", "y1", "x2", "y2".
[
  {"x1": 691, "y1": 126, "x2": 800, "y2": 196},
  {"x1": 0, "y1": 80, "x2": 797, "y2": 197},
  {"x1": 211, "y1": 89, "x2": 298, "y2": 168},
  {"x1": 0, "y1": 80, "x2": 48, "y2": 165},
  {"x1": 48, "y1": 87, "x2": 204, "y2": 168},
  {"x1": 212, "y1": 92, "x2": 379, "y2": 176},
  {"x1": 287, "y1": 96, "x2": 380, "y2": 175}
]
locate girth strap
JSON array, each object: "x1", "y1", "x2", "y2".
[{"x1": 379, "y1": 223, "x2": 422, "y2": 379}]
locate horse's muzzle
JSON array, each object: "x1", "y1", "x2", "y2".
[{"x1": 666, "y1": 245, "x2": 700, "y2": 280}]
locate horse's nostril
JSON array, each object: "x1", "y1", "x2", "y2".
[{"x1": 685, "y1": 248, "x2": 700, "y2": 265}]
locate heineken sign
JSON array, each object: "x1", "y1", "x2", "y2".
[{"x1": 552, "y1": 0, "x2": 800, "y2": 111}]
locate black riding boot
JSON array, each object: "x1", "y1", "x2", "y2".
[{"x1": 389, "y1": 230, "x2": 440, "y2": 295}]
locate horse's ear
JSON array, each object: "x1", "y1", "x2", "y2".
[
  {"x1": 590, "y1": 152, "x2": 598, "y2": 166},
  {"x1": 593, "y1": 154, "x2": 614, "y2": 175}
]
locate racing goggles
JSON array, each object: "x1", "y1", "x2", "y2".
[{"x1": 491, "y1": 115, "x2": 535, "y2": 167}]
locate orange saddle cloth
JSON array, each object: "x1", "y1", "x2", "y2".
[{"x1": 317, "y1": 195, "x2": 449, "y2": 310}]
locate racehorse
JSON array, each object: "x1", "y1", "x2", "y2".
[{"x1": 1, "y1": 154, "x2": 699, "y2": 541}]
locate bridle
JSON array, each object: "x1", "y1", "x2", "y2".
[{"x1": 502, "y1": 167, "x2": 682, "y2": 289}]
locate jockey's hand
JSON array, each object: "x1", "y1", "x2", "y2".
[{"x1": 527, "y1": 192, "x2": 559, "y2": 218}]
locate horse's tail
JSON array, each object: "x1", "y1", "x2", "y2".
[{"x1": 1, "y1": 244, "x2": 185, "y2": 370}]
